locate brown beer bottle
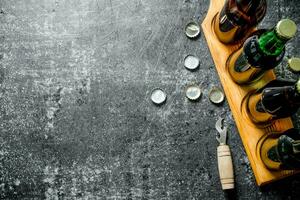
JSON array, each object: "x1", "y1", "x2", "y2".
[
  {"x1": 214, "y1": 0, "x2": 267, "y2": 44},
  {"x1": 260, "y1": 129, "x2": 300, "y2": 170},
  {"x1": 247, "y1": 79, "x2": 300, "y2": 124},
  {"x1": 227, "y1": 19, "x2": 297, "y2": 85}
]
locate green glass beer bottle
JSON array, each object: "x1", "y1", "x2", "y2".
[
  {"x1": 227, "y1": 19, "x2": 297, "y2": 85},
  {"x1": 214, "y1": 0, "x2": 267, "y2": 44},
  {"x1": 260, "y1": 129, "x2": 300, "y2": 170},
  {"x1": 247, "y1": 79, "x2": 300, "y2": 124}
]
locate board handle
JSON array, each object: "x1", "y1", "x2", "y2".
[{"x1": 217, "y1": 145, "x2": 235, "y2": 190}]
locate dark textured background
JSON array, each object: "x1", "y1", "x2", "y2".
[{"x1": 0, "y1": 0, "x2": 299, "y2": 199}]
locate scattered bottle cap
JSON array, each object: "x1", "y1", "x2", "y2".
[
  {"x1": 151, "y1": 88, "x2": 167, "y2": 105},
  {"x1": 186, "y1": 85, "x2": 202, "y2": 101},
  {"x1": 184, "y1": 55, "x2": 200, "y2": 70},
  {"x1": 185, "y1": 21, "x2": 201, "y2": 39},
  {"x1": 209, "y1": 87, "x2": 225, "y2": 104},
  {"x1": 288, "y1": 57, "x2": 300, "y2": 73}
]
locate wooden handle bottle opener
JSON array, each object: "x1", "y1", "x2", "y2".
[{"x1": 215, "y1": 118, "x2": 235, "y2": 190}]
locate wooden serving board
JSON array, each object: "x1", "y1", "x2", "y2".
[{"x1": 201, "y1": 0, "x2": 299, "y2": 186}]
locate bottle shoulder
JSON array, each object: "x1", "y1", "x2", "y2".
[
  {"x1": 225, "y1": 0, "x2": 267, "y2": 26},
  {"x1": 262, "y1": 85, "x2": 300, "y2": 104}
]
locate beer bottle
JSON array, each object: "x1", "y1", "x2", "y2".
[
  {"x1": 260, "y1": 129, "x2": 300, "y2": 170},
  {"x1": 247, "y1": 79, "x2": 300, "y2": 124},
  {"x1": 227, "y1": 19, "x2": 297, "y2": 85},
  {"x1": 214, "y1": 0, "x2": 267, "y2": 44}
]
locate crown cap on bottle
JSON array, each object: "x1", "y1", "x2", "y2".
[
  {"x1": 288, "y1": 57, "x2": 300, "y2": 72},
  {"x1": 276, "y1": 19, "x2": 297, "y2": 40}
]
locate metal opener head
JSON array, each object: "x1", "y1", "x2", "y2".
[{"x1": 215, "y1": 117, "x2": 227, "y2": 145}]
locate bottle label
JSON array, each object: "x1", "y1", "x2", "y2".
[
  {"x1": 233, "y1": 36, "x2": 267, "y2": 72},
  {"x1": 249, "y1": 40, "x2": 263, "y2": 63},
  {"x1": 234, "y1": 52, "x2": 251, "y2": 72},
  {"x1": 244, "y1": 35, "x2": 286, "y2": 70},
  {"x1": 245, "y1": 37, "x2": 263, "y2": 64},
  {"x1": 219, "y1": 9, "x2": 235, "y2": 32}
]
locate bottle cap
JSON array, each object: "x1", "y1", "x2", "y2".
[
  {"x1": 151, "y1": 88, "x2": 167, "y2": 105},
  {"x1": 184, "y1": 55, "x2": 200, "y2": 70},
  {"x1": 186, "y1": 85, "x2": 202, "y2": 101},
  {"x1": 209, "y1": 87, "x2": 225, "y2": 104},
  {"x1": 276, "y1": 19, "x2": 297, "y2": 40},
  {"x1": 288, "y1": 57, "x2": 300, "y2": 72},
  {"x1": 185, "y1": 21, "x2": 201, "y2": 39},
  {"x1": 297, "y1": 79, "x2": 300, "y2": 93}
]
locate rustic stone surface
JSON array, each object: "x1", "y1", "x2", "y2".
[{"x1": 0, "y1": 0, "x2": 299, "y2": 199}]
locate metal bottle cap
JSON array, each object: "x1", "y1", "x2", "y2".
[
  {"x1": 276, "y1": 19, "x2": 297, "y2": 40},
  {"x1": 288, "y1": 57, "x2": 300, "y2": 72},
  {"x1": 151, "y1": 88, "x2": 167, "y2": 105},
  {"x1": 209, "y1": 87, "x2": 225, "y2": 104},
  {"x1": 184, "y1": 55, "x2": 200, "y2": 70},
  {"x1": 185, "y1": 21, "x2": 201, "y2": 39},
  {"x1": 186, "y1": 85, "x2": 202, "y2": 101}
]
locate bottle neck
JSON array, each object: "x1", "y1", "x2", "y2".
[
  {"x1": 259, "y1": 85, "x2": 300, "y2": 116},
  {"x1": 258, "y1": 29, "x2": 289, "y2": 56}
]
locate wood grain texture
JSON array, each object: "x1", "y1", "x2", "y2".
[
  {"x1": 201, "y1": 0, "x2": 300, "y2": 186},
  {"x1": 217, "y1": 145, "x2": 234, "y2": 190}
]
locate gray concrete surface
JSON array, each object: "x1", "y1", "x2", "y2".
[{"x1": 0, "y1": 0, "x2": 299, "y2": 199}]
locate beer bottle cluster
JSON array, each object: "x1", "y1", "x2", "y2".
[{"x1": 214, "y1": 0, "x2": 300, "y2": 171}]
